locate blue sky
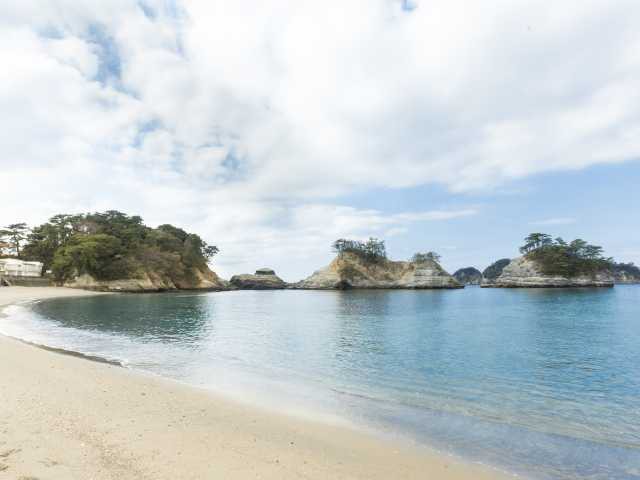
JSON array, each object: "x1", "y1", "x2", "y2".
[
  {"x1": 341, "y1": 161, "x2": 640, "y2": 273},
  {"x1": 1, "y1": 0, "x2": 639, "y2": 280}
]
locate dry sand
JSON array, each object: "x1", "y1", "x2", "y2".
[{"x1": 0, "y1": 286, "x2": 512, "y2": 479}]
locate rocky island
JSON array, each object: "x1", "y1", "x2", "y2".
[
  {"x1": 298, "y1": 239, "x2": 462, "y2": 289},
  {"x1": 453, "y1": 267, "x2": 483, "y2": 285},
  {"x1": 230, "y1": 268, "x2": 288, "y2": 289},
  {"x1": 482, "y1": 234, "x2": 615, "y2": 288}
]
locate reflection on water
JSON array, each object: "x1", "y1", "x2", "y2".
[
  {"x1": 1, "y1": 286, "x2": 639, "y2": 480},
  {"x1": 36, "y1": 293, "x2": 213, "y2": 342}
]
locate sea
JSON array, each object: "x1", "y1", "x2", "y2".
[{"x1": 1, "y1": 286, "x2": 639, "y2": 479}]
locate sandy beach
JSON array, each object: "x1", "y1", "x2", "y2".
[{"x1": 0, "y1": 287, "x2": 511, "y2": 480}]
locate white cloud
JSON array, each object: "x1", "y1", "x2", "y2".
[
  {"x1": 206, "y1": 204, "x2": 477, "y2": 280},
  {"x1": 1, "y1": 0, "x2": 640, "y2": 277}
]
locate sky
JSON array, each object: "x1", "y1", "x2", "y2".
[{"x1": 1, "y1": 0, "x2": 639, "y2": 281}]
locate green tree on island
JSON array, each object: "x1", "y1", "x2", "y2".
[
  {"x1": 519, "y1": 233, "x2": 553, "y2": 254},
  {"x1": 333, "y1": 238, "x2": 387, "y2": 262},
  {"x1": 21, "y1": 214, "x2": 82, "y2": 269},
  {"x1": 411, "y1": 251, "x2": 441, "y2": 264},
  {"x1": 18, "y1": 211, "x2": 219, "y2": 283},
  {"x1": 520, "y1": 233, "x2": 613, "y2": 278}
]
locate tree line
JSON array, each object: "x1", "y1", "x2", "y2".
[
  {"x1": 520, "y1": 233, "x2": 613, "y2": 277},
  {"x1": 332, "y1": 238, "x2": 441, "y2": 265},
  {"x1": 1, "y1": 211, "x2": 218, "y2": 283}
]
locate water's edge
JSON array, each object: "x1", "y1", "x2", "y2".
[{"x1": 0, "y1": 299, "x2": 517, "y2": 480}]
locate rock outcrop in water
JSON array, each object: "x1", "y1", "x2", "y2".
[
  {"x1": 481, "y1": 256, "x2": 614, "y2": 288},
  {"x1": 297, "y1": 252, "x2": 462, "y2": 289},
  {"x1": 230, "y1": 268, "x2": 288, "y2": 290},
  {"x1": 453, "y1": 267, "x2": 483, "y2": 285}
]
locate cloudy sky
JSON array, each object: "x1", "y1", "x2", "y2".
[{"x1": 1, "y1": 0, "x2": 639, "y2": 280}]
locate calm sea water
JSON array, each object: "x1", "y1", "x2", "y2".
[{"x1": 1, "y1": 287, "x2": 639, "y2": 479}]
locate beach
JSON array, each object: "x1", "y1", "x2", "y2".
[{"x1": 0, "y1": 286, "x2": 510, "y2": 480}]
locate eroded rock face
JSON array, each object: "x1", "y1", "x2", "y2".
[
  {"x1": 297, "y1": 252, "x2": 462, "y2": 289},
  {"x1": 453, "y1": 267, "x2": 482, "y2": 285},
  {"x1": 64, "y1": 266, "x2": 228, "y2": 292},
  {"x1": 481, "y1": 256, "x2": 614, "y2": 288},
  {"x1": 229, "y1": 269, "x2": 288, "y2": 290}
]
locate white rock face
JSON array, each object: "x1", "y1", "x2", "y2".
[
  {"x1": 482, "y1": 256, "x2": 614, "y2": 288},
  {"x1": 64, "y1": 266, "x2": 228, "y2": 292},
  {"x1": 298, "y1": 252, "x2": 462, "y2": 289}
]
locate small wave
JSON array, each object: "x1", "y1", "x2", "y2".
[{"x1": 7, "y1": 336, "x2": 123, "y2": 366}]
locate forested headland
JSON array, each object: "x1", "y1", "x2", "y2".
[{"x1": 1, "y1": 211, "x2": 218, "y2": 286}]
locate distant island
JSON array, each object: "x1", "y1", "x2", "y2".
[
  {"x1": 611, "y1": 262, "x2": 640, "y2": 284},
  {"x1": 409, "y1": 235, "x2": 640, "y2": 289},
  {"x1": 297, "y1": 238, "x2": 462, "y2": 289},
  {"x1": 453, "y1": 267, "x2": 482, "y2": 285},
  {"x1": 482, "y1": 234, "x2": 615, "y2": 288}
]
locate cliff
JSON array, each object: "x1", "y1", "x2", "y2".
[
  {"x1": 453, "y1": 267, "x2": 482, "y2": 285},
  {"x1": 481, "y1": 256, "x2": 614, "y2": 288},
  {"x1": 64, "y1": 265, "x2": 228, "y2": 292},
  {"x1": 298, "y1": 252, "x2": 462, "y2": 289},
  {"x1": 230, "y1": 268, "x2": 288, "y2": 290}
]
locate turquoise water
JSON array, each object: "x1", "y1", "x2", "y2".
[{"x1": 1, "y1": 286, "x2": 639, "y2": 479}]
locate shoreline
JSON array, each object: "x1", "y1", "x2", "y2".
[{"x1": 0, "y1": 286, "x2": 513, "y2": 480}]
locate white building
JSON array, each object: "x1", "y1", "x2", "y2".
[{"x1": 0, "y1": 259, "x2": 44, "y2": 277}]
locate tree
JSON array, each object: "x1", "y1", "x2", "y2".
[
  {"x1": 332, "y1": 237, "x2": 386, "y2": 262},
  {"x1": 0, "y1": 223, "x2": 29, "y2": 257},
  {"x1": 523, "y1": 235, "x2": 613, "y2": 278},
  {"x1": 84, "y1": 211, "x2": 147, "y2": 252},
  {"x1": 363, "y1": 237, "x2": 386, "y2": 260},
  {"x1": 34, "y1": 211, "x2": 220, "y2": 283},
  {"x1": 411, "y1": 251, "x2": 441, "y2": 264},
  {"x1": 519, "y1": 233, "x2": 553, "y2": 254},
  {"x1": 22, "y1": 214, "x2": 86, "y2": 269},
  {"x1": 52, "y1": 234, "x2": 124, "y2": 281},
  {"x1": 203, "y1": 245, "x2": 219, "y2": 261}
]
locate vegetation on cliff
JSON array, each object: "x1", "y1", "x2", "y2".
[
  {"x1": 15, "y1": 211, "x2": 218, "y2": 284},
  {"x1": 483, "y1": 259, "x2": 511, "y2": 280},
  {"x1": 519, "y1": 233, "x2": 613, "y2": 278},
  {"x1": 411, "y1": 251, "x2": 441, "y2": 263},
  {"x1": 332, "y1": 238, "x2": 387, "y2": 262}
]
